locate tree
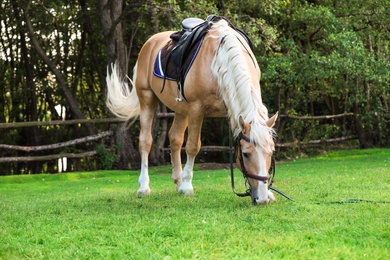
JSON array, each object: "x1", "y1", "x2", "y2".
[{"x1": 258, "y1": 0, "x2": 390, "y2": 148}]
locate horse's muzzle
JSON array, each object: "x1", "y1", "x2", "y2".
[{"x1": 252, "y1": 196, "x2": 270, "y2": 205}]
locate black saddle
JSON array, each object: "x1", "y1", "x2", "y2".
[{"x1": 182, "y1": 18, "x2": 205, "y2": 31}]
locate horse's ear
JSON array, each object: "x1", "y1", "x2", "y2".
[
  {"x1": 239, "y1": 115, "x2": 245, "y2": 130},
  {"x1": 239, "y1": 115, "x2": 250, "y2": 134},
  {"x1": 266, "y1": 111, "x2": 278, "y2": 128}
]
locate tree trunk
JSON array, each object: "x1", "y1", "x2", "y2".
[
  {"x1": 150, "y1": 104, "x2": 168, "y2": 165},
  {"x1": 114, "y1": 124, "x2": 139, "y2": 169},
  {"x1": 99, "y1": 0, "x2": 140, "y2": 169},
  {"x1": 98, "y1": 0, "x2": 127, "y2": 71},
  {"x1": 13, "y1": 1, "x2": 41, "y2": 172},
  {"x1": 24, "y1": 2, "x2": 88, "y2": 123}
]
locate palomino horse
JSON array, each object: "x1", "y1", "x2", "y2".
[{"x1": 106, "y1": 18, "x2": 278, "y2": 204}]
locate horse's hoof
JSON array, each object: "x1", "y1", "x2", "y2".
[
  {"x1": 178, "y1": 183, "x2": 194, "y2": 196},
  {"x1": 179, "y1": 189, "x2": 194, "y2": 196},
  {"x1": 137, "y1": 187, "x2": 151, "y2": 196}
]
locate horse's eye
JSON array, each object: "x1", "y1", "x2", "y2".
[{"x1": 243, "y1": 152, "x2": 250, "y2": 158}]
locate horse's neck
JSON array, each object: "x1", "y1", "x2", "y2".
[
  {"x1": 211, "y1": 33, "x2": 263, "y2": 137},
  {"x1": 209, "y1": 21, "x2": 275, "y2": 154},
  {"x1": 206, "y1": 24, "x2": 276, "y2": 157},
  {"x1": 223, "y1": 88, "x2": 264, "y2": 137}
]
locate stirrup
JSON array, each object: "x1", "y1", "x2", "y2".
[{"x1": 176, "y1": 82, "x2": 184, "y2": 102}]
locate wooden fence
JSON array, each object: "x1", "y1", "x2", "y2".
[{"x1": 0, "y1": 113, "x2": 357, "y2": 164}]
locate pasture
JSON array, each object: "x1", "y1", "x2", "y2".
[{"x1": 0, "y1": 149, "x2": 389, "y2": 259}]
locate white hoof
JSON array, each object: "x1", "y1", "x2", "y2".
[
  {"x1": 137, "y1": 187, "x2": 151, "y2": 196},
  {"x1": 178, "y1": 183, "x2": 194, "y2": 196}
]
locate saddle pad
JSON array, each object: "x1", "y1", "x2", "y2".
[{"x1": 153, "y1": 36, "x2": 204, "y2": 82}]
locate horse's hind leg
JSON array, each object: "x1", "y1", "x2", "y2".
[
  {"x1": 137, "y1": 91, "x2": 159, "y2": 195},
  {"x1": 178, "y1": 112, "x2": 204, "y2": 195},
  {"x1": 168, "y1": 113, "x2": 188, "y2": 189}
]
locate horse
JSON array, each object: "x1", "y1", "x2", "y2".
[{"x1": 106, "y1": 17, "x2": 278, "y2": 205}]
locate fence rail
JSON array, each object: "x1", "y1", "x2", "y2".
[
  {"x1": 0, "y1": 113, "x2": 175, "y2": 129},
  {"x1": 0, "y1": 113, "x2": 357, "y2": 164},
  {"x1": 0, "y1": 112, "x2": 353, "y2": 128},
  {"x1": 0, "y1": 131, "x2": 113, "y2": 152},
  {"x1": 280, "y1": 112, "x2": 354, "y2": 120}
]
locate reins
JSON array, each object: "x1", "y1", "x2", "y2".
[
  {"x1": 228, "y1": 129, "x2": 388, "y2": 204},
  {"x1": 228, "y1": 128, "x2": 250, "y2": 197}
]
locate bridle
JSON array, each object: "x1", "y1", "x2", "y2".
[
  {"x1": 229, "y1": 130, "x2": 294, "y2": 201},
  {"x1": 229, "y1": 132, "x2": 274, "y2": 197},
  {"x1": 236, "y1": 132, "x2": 274, "y2": 185}
]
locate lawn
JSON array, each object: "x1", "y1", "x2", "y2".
[{"x1": 0, "y1": 149, "x2": 389, "y2": 259}]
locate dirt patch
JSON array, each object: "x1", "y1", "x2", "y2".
[
  {"x1": 154, "y1": 160, "x2": 288, "y2": 174},
  {"x1": 197, "y1": 163, "x2": 231, "y2": 170},
  {"x1": 197, "y1": 160, "x2": 288, "y2": 170}
]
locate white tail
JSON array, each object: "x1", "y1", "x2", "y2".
[{"x1": 106, "y1": 63, "x2": 140, "y2": 121}]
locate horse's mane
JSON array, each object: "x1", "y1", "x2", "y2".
[{"x1": 210, "y1": 20, "x2": 275, "y2": 154}]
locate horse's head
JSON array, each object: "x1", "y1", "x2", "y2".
[{"x1": 235, "y1": 113, "x2": 278, "y2": 205}]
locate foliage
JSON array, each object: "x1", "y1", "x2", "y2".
[
  {"x1": 0, "y1": 149, "x2": 389, "y2": 258},
  {"x1": 258, "y1": 1, "x2": 390, "y2": 148},
  {"x1": 0, "y1": 0, "x2": 389, "y2": 173},
  {"x1": 96, "y1": 144, "x2": 118, "y2": 170}
]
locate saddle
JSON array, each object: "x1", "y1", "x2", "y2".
[{"x1": 153, "y1": 15, "x2": 254, "y2": 102}]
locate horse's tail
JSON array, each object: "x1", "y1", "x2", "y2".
[{"x1": 106, "y1": 62, "x2": 140, "y2": 121}]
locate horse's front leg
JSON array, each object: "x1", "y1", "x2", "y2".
[
  {"x1": 168, "y1": 113, "x2": 188, "y2": 190},
  {"x1": 178, "y1": 112, "x2": 204, "y2": 196}
]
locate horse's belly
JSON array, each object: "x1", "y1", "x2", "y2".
[{"x1": 149, "y1": 78, "x2": 226, "y2": 117}]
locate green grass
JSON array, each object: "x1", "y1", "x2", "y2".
[{"x1": 0, "y1": 149, "x2": 389, "y2": 259}]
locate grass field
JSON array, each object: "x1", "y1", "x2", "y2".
[{"x1": 0, "y1": 149, "x2": 389, "y2": 259}]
